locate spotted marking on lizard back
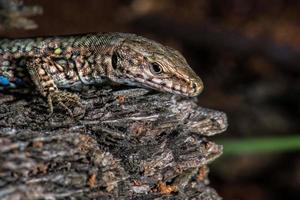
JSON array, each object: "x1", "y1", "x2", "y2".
[{"x1": 1, "y1": 33, "x2": 203, "y2": 97}]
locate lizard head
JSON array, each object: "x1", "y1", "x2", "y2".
[{"x1": 110, "y1": 35, "x2": 203, "y2": 97}]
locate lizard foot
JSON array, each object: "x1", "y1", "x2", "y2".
[{"x1": 47, "y1": 91, "x2": 85, "y2": 118}]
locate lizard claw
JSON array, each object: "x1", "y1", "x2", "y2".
[{"x1": 47, "y1": 91, "x2": 85, "y2": 118}]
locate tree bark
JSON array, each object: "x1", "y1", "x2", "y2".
[{"x1": 0, "y1": 86, "x2": 227, "y2": 200}]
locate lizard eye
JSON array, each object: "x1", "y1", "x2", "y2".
[{"x1": 150, "y1": 63, "x2": 163, "y2": 74}]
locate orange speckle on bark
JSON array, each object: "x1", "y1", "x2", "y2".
[
  {"x1": 87, "y1": 174, "x2": 97, "y2": 188},
  {"x1": 116, "y1": 95, "x2": 126, "y2": 104},
  {"x1": 197, "y1": 166, "x2": 207, "y2": 182},
  {"x1": 158, "y1": 181, "x2": 177, "y2": 194}
]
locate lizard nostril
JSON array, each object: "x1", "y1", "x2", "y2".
[
  {"x1": 192, "y1": 82, "x2": 197, "y2": 90},
  {"x1": 190, "y1": 80, "x2": 204, "y2": 96}
]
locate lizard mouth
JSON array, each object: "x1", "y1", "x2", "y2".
[{"x1": 131, "y1": 76, "x2": 203, "y2": 97}]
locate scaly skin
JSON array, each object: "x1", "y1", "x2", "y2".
[{"x1": 0, "y1": 33, "x2": 203, "y2": 115}]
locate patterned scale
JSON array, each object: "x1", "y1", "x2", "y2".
[{"x1": 0, "y1": 58, "x2": 31, "y2": 89}]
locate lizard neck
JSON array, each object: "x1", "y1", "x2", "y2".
[
  {"x1": 75, "y1": 33, "x2": 126, "y2": 85},
  {"x1": 91, "y1": 45, "x2": 115, "y2": 84}
]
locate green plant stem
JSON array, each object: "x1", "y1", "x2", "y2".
[{"x1": 217, "y1": 136, "x2": 300, "y2": 155}]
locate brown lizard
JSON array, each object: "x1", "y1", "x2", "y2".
[{"x1": 0, "y1": 33, "x2": 203, "y2": 115}]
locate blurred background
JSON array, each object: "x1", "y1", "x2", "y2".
[{"x1": 1, "y1": 0, "x2": 299, "y2": 199}]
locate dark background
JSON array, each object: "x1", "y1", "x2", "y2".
[{"x1": 2, "y1": 1, "x2": 300, "y2": 199}]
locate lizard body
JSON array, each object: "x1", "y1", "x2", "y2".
[{"x1": 0, "y1": 33, "x2": 203, "y2": 114}]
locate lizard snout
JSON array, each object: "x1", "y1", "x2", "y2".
[{"x1": 188, "y1": 79, "x2": 204, "y2": 97}]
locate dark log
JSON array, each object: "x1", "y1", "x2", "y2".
[{"x1": 0, "y1": 86, "x2": 227, "y2": 199}]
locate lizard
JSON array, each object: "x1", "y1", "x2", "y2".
[{"x1": 0, "y1": 33, "x2": 203, "y2": 115}]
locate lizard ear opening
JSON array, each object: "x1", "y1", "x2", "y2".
[{"x1": 111, "y1": 51, "x2": 118, "y2": 70}]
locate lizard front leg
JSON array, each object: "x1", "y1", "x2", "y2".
[{"x1": 26, "y1": 58, "x2": 83, "y2": 116}]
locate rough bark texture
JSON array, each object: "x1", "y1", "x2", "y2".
[{"x1": 0, "y1": 86, "x2": 227, "y2": 200}]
